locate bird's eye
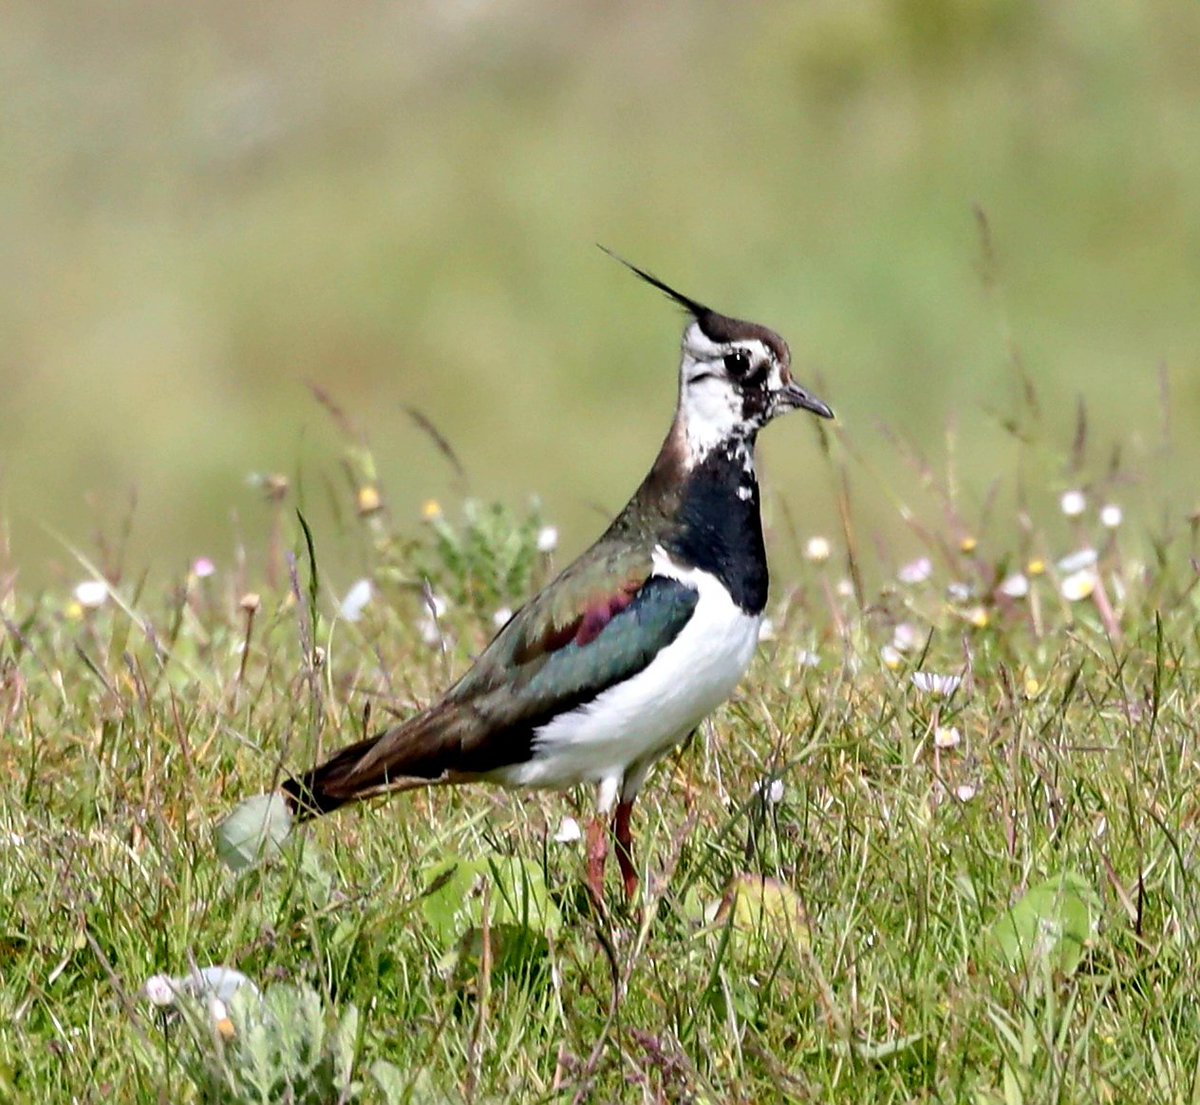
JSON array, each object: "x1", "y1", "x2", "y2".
[{"x1": 723, "y1": 349, "x2": 751, "y2": 376}]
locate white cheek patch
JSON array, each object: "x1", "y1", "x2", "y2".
[{"x1": 681, "y1": 374, "x2": 742, "y2": 459}]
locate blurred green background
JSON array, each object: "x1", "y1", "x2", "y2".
[{"x1": 3, "y1": 1, "x2": 1198, "y2": 591}]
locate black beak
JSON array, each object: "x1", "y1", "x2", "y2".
[{"x1": 780, "y1": 383, "x2": 834, "y2": 420}]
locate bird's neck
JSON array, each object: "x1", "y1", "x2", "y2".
[{"x1": 618, "y1": 416, "x2": 770, "y2": 615}]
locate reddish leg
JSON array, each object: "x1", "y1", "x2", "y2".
[
  {"x1": 585, "y1": 816, "x2": 608, "y2": 907},
  {"x1": 613, "y1": 799, "x2": 639, "y2": 903}
]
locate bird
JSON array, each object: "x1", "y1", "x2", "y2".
[{"x1": 278, "y1": 252, "x2": 834, "y2": 905}]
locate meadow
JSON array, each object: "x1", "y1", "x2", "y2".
[
  {"x1": 3, "y1": 362, "x2": 1200, "y2": 1102},
  {"x1": 4, "y1": 3, "x2": 1200, "y2": 1101}
]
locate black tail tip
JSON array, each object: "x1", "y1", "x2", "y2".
[{"x1": 280, "y1": 774, "x2": 347, "y2": 821}]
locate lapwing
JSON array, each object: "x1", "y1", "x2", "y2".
[{"x1": 278, "y1": 254, "x2": 833, "y2": 904}]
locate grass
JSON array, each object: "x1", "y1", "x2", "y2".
[{"x1": 3, "y1": 359, "x2": 1200, "y2": 1105}]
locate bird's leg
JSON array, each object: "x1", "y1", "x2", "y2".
[
  {"x1": 613, "y1": 799, "x2": 638, "y2": 903},
  {"x1": 585, "y1": 816, "x2": 609, "y2": 907}
]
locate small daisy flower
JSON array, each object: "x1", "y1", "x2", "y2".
[
  {"x1": 880, "y1": 644, "x2": 903, "y2": 670},
  {"x1": 752, "y1": 777, "x2": 786, "y2": 804},
  {"x1": 143, "y1": 975, "x2": 176, "y2": 1007},
  {"x1": 356, "y1": 486, "x2": 382, "y2": 516},
  {"x1": 892, "y1": 622, "x2": 922, "y2": 652},
  {"x1": 553, "y1": 816, "x2": 582, "y2": 844},
  {"x1": 192, "y1": 557, "x2": 216, "y2": 579},
  {"x1": 419, "y1": 617, "x2": 442, "y2": 646},
  {"x1": 1060, "y1": 568, "x2": 1097, "y2": 602},
  {"x1": 998, "y1": 573, "x2": 1029, "y2": 598},
  {"x1": 1060, "y1": 490, "x2": 1087, "y2": 517},
  {"x1": 1057, "y1": 548, "x2": 1098, "y2": 573},
  {"x1": 897, "y1": 557, "x2": 933, "y2": 585},
  {"x1": 934, "y1": 725, "x2": 961, "y2": 749},
  {"x1": 967, "y1": 606, "x2": 989, "y2": 629},
  {"x1": 835, "y1": 578, "x2": 855, "y2": 599},
  {"x1": 796, "y1": 648, "x2": 821, "y2": 669},
  {"x1": 492, "y1": 606, "x2": 513, "y2": 629},
  {"x1": 954, "y1": 783, "x2": 977, "y2": 803},
  {"x1": 536, "y1": 525, "x2": 559, "y2": 553},
  {"x1": 73, "y1": 580, "x2": 108, "y2": 608},
  {"x1": 805, "y1": 536, "x2": 831, "y2": 562},
  {"x1": 947, "y1": 581, "x2": 972, "y2": 603},
  {"x1": 911, "y1": 671, "x2": 963, "y2": 698},
  {"x1": 1100, "y1": 503, "x2": 1123, "y2": 529},
  {"x1": 339, "y1": 579, "x2": 373, "y2": 623}
]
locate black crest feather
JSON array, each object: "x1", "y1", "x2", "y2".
[
  {"x1": 597, "y1": 245, "x2": 712, "y2": 318},
  {"x1": 597, "y1": 245, "x2": 792, "y2": 365}
]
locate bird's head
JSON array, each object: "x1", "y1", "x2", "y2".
[{"x1": 603, "y1": 249, "x2": 833, "y2": 460}]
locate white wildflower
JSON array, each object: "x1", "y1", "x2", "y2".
[
  {"x1": 892, "y1": 622, "x2": 922, "y2": 652},
  {"x1": 911, "y1": 672, "x2": 962, "y2": 698},
  {"x1": 752, "y1": 778, "x2": 785, "y2": 804},
  {"x1": 339, "y1": 578, "x2": 373, "y2": 622},
  {"x1": 192, "y1": 557, "x2": 216, "y2": 579},
  {"x1": 947, "y1": 581, "x2": 972, "y2": 603},
  {"x1": 143, "y1": 975, "x2": 177, "y2": 1007},
  {"x1": 1060, "y1": 568, "x2": 1097, "y2": 602},
  {"x1": 419, "y1": 617, "x2": 442, "y2": 646},
  {"x1": 835, "y1": 578, "x2": 855, "y2": 599},
  {"x1": 1057, "y1": 548, "x2": 1098, "y2": 573},
  {"x1": 536, "y1": 526, "x2": 559, "y2": 553},
  {"x1": 804, "y1": 536, "x2": 831, "y2": 562},
  {"x1": 897, "y1": 557, "x2": 933, "y2": 585},
  {"x1": 999, "y1": 573, "x2": 1029, "y2": 598},
  {"x1": 796, "y1": 648, "x2": 821, "y2": 669},
  {"x1": 934, "y1": 725, "x2": 961, "y2": 749},
  {"x1": 880, "y1": 644, "x2": 903, "y2": 670},
  {"x1": 954, "y1": 783, "x2": 977, "y2": 803},
  {"x1": 1060, "y1": 490, "x2": 1086, "y2": 517},
  {"x1": 553, "y1": 816, "x2": 582, "y2": 844},
  {"x1": 1100, "y1": 503, "x2": 1123, "y2": 529},
  {"x1": 492, "y1": 606, "x2": 513, "y2": 629},
  {"x1": 73, "y1": 580, "x2": 108, "y2": 608}
]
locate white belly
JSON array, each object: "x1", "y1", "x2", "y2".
[{"x1": 493, "y1": 551, "x2": 761, "y2": 792}]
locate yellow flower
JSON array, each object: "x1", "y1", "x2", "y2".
[
  {"x1": 1027, "y1": 558, "x2": 1046, "y2": 576},
  {"x1": 960, "y1": 536, "x2": 978, "y2": 554},
  {"x1": 356, "y1": 485, "x2": 382, "y2": 516},
  {"x1": 421, "y1": 498, "x2": 443, "y2": 521}
]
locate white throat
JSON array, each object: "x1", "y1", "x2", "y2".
[{"x1": 678, "y1": 357, "x2": 747, "y2": 463}]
